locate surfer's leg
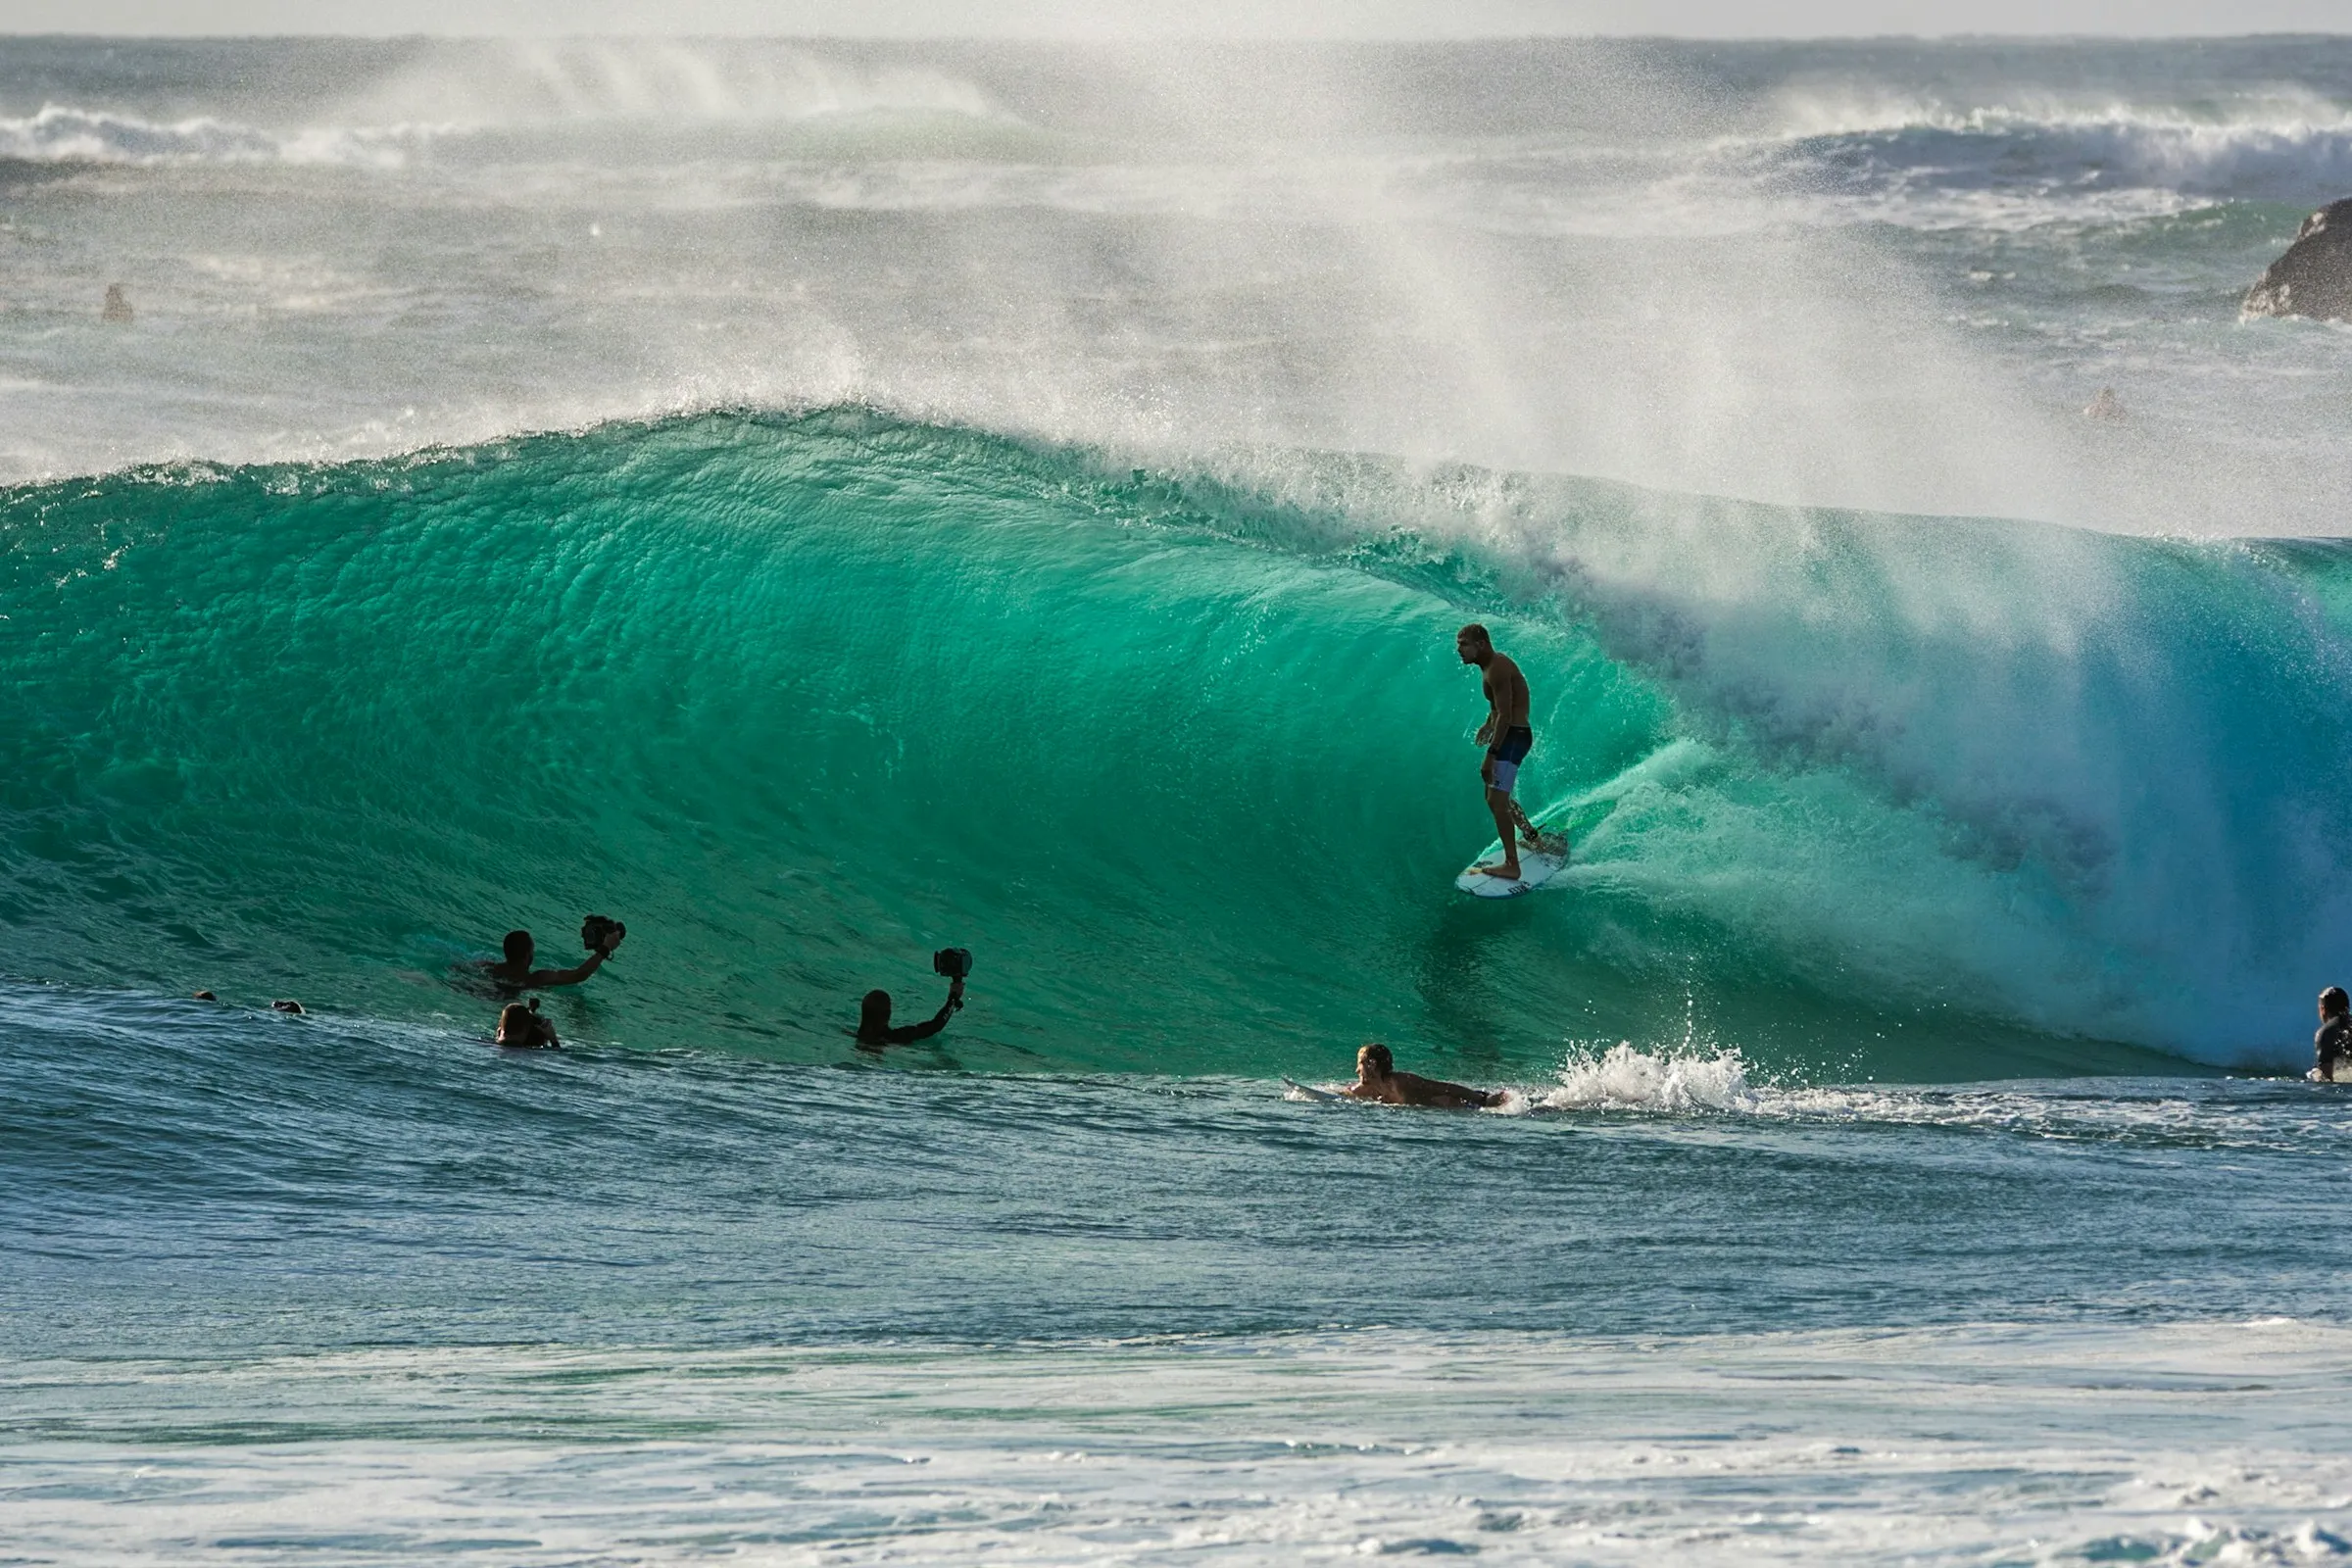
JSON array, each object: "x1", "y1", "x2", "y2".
[{"x1": 1482, "y1": 784, "x2": 1523, "y2": 877}]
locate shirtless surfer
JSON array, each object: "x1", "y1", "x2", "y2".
[
  {"x1": 476, "y1": 916, "x2": 624, "y2": 991},
  {"x1": 1457, "y1": 622, "x2": 1546, "y2": 879},
  {"x1": 1340, "y1": 1043, "x2": 1505, "y2": 1109}
]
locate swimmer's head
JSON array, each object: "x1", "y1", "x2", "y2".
[
  {"x1": 2323, "y1": 987, "x2": 2348, "y2": 1019},
  {"x1": 496, "y1": 1003, "x2": 535, "y2": 1044},
  {"x1": 1356, "y1": 1042, "x2": 1394, "y2": 1080},
  {"x1": 1455, "y1": 623, "x2": 1490, "y2": 663},
  {"x1": 860, "y1": 990, "x2": 892, "y2": 1034},
  {"x1": 503, "y1": 929, "x2": 533, "y2": 966}
]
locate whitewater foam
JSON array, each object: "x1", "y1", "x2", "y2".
[
  {"x1": 10, "y1": 1326, "x2": 2352, "y2": 1568},
  {"x1": 1541, "y1": 1043, "x2": 1759, "y2": 1114}
]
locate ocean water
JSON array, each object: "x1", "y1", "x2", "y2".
[{"x1": 9, "y1": 34, "x2": 2352, "y2": 1565}]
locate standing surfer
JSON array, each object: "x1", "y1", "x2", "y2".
[{"x1": 1456, "y1": 623, "x2": 1546, "y2": 879}]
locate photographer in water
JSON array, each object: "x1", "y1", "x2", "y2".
[
  {"x1": 479, "y1": 913, "x2": 626, "y2": 991},
  {"x1": 856, "y1": 948, "x2": 970, "y2": 1050}
]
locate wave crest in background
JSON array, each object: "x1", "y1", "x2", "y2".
[
  {"x1": 0, "y1": 45, "x2": 1017, "y2": 170},
  {"x1": 0, "y1": 103, "x2": 424, "y2": 169},
  {"x1": 2, "y1": 409, "x2": 2348, "y2": 1078}
]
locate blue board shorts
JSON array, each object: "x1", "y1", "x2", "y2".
[{"x1": 1486, "y1": 726, "x2": 1533, "y2": 795}]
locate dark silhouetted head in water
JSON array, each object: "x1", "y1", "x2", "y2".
[
  {"x1": 504, "y1": 930, "x2": 534, "y2": 967},
  {"x1": 859, "y1": 990, "x2": 893, "y2": 1039},
  {"x1": 2323, "y1": 987, "x2": 2349, "y2": 1020}
]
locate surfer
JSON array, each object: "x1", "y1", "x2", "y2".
[
  {"x1": 855, "y1": 974, "x2": 966, "y2": 1050},
  {"x1": 475, "y1": 918, "x2": 624, "y2": 991},
  {"x1": 1457, "y1": 622, "x2": 1546, "y2": 879},
  {"x1": 1341, "y1": 1043, "x2": 1505, "y2": 1109},
  {"x1": 2316, "y1": 988, "x2": 2351, "y2": 1082}
]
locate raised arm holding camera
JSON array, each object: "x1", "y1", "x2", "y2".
[
  {"x1": 481, "y1": 913, "x2": 627, "y2": 990},
  {"x1": 855, "y1": 948, "x2": 971, "y2": 1050}
]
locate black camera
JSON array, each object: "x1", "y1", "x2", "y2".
[
  {"x1": 932, "y1": 947, "x2": 973, "y2": 981},
  {"x1": 581, "y1": 913, "x2": 626, "y2": 956}
]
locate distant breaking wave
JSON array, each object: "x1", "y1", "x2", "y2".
[
  {"x1": 0, "y1": 104, "x2": 426, "y2": 169},
  {"x1": 0, "y1": 48, "x2": 1016, "y2": 170},
  {"x1": 1756, "y1": 95, "x2": 2352, "y2": 204}
]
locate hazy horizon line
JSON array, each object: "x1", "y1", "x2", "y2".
[{"x1": 3, "y1": 27, "x2": 2349, "y2": 42}]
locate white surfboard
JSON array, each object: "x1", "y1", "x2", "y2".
[
  {"x1": 1453, "y1": 840, "x2": 1567, "y2": 899},
  {"x1": 1283, "y1": 1076, "x2": 1348, "y2": 1102}
]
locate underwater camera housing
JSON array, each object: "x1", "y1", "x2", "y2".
[
  {"x1": 581, "y1": 913, "x2": 626, "y2": 956},
  {"x1": 933, "y1": 947, "x2": 973, "y2": 981}
]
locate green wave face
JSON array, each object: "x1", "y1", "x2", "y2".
[{"x1": 5, "y1": 409, "x2": 2349, "y2": 1080}]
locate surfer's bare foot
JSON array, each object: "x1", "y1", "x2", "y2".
[{"x1": 1478, "y1": 862, "x2": 1523, "y2": 879}]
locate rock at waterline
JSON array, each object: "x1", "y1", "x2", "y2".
[{"x1": 2244, "y1": 198, "x2": 2352, "y2": 321}]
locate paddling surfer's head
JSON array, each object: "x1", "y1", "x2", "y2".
[
  {"x1": 2324, "y1": 987, "x2": 2348, "y2": 1021},
  {"x1": 1356, "y1": 1042, "x2": 1395, "y2": 1085},
  {"x1": 1456, "y1": 623, "x2": 1492, "y2": 666}
]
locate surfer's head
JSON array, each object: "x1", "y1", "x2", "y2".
[
  {"x1": 1356, "y1": 1042, "x2": 1394, "y2": 1083},
  {"x1": 859, "y1": 989, "x2": 893, "y2": 1037},
  {"x1": 1455, "y1": 623, "x2": 1491, "y2": 664},
  {"x1": 503, "y1": 929, "x2": 534, "y2": 967},
  {"x1": 2324, "y1": 987, "x2": 2349, "y2": 1020}
]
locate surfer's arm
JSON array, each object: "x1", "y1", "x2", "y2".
[
  {"x1": 525, "y1": 950, "x2": 608, "y2": 988},
  {"x1": 1396, "y1": 1072, "x2": 1496, "y2": 1108},
  {"x1": 885, "y1": 985, "x2": 962, "y2": 1045}
]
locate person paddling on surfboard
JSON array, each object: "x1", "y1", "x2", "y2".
[
  {"x1": 1457, "y1": 622, "x2": 1546, "y2": 879},
  {"x1": 1340, "y1": 1043, "x2": 1505, "y2": 1109}
]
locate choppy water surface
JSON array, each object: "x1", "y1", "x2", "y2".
[
  {"x1": 10, "y1": 34, "x2": 2352, "y2": 1566},
  {"x1": 8, "y1": 984, "x2": 2352, "y2": 1563}
]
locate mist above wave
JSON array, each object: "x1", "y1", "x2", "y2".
[{"x1": 8, "y1": 36, "x2": 2352, "y2": 541}]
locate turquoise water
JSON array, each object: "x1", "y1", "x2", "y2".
[
  {"x1": 13, "y1": 34, "x2": 2352, "y2": 1566},
  {"x1": 6, "y1": 408, "x2": 2350, "y2": 1077}
]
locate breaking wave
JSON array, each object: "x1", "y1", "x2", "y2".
[{"x1": 3, "y1": 410, "x2": 2350, "y2": 1079}]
